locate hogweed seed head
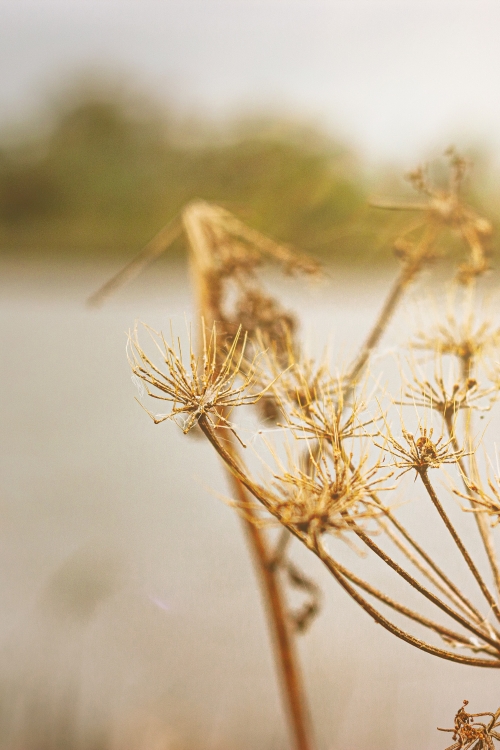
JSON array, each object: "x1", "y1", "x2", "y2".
[
  {"x1": 269, "y1": 440, "x2": 393, "y2": 541},
  {"x1": 455, "y1": 469, "x2": 500, "y2": 527},
  {"x1": 399, "y1": 357, "x2": 496, "y2": 423},
  {"x1": 377, "y1": 421, "x2": 470, "y2": 478},
  {"x1": 128, "y1": 321, "x2": 276, "y2": 438},
  {"x1": 438, "y1": 700, "x2": 500, "y2": 750},
  {"x1": 412, "y1": 312, "x2": 500, "y2": 371},
  {"x1": 372, "y1": 149, "x2": 492, "y2": 283}
]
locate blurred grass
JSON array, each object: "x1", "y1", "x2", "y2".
[
  {"x1": 0, "y1": 78, "x2": 377, "y2": 262},
  {"x1": 0, "y1": 76, "x2": 497, "y2": 266}
]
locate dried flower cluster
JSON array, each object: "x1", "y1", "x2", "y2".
[
  {"x1": 372, "y1": 147, "x2": 492, "y2": 284},
  {"x1": 126, "y1": 153, "x2": 500, "y2": 673},
  {"x1": 439, "y1": 701, "x2": 500, "y2": 750},
  {"x1": 128, "y1": 322, "x2": 270, "y2": 439},
  {"x1": 92, "y1": 150, "x2": 500, "y2": 750}
]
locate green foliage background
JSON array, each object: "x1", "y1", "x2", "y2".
[
  {"x1": 0, "y1": 81, "x2": 377, "y2": 261},
  {"x1": 0, "y1": 78, "x2": 495, "y2": 264}
]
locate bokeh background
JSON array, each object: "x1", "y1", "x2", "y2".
[{"x1": 2, "y1": 1, "x2": 500, "y2": 748}]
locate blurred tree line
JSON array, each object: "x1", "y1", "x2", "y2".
[
  {"x1": 0, "y1": 78, "x2": 496, "y2": 264},
  {"x1": 0, "y1": 79, "x2": 381, "y2": 262}
]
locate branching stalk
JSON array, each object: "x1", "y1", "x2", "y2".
[
  {"x1": 419, "y1": 470, "x2": 500, "y2": 624},
  {"x1": 345, "y1": 229, "x2": 436, "y2": 391}
]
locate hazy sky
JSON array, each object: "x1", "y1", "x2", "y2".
[{"x1": 2, "y1": 0, "x2": 500, "y2": 162}]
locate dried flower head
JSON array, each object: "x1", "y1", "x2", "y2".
[
  {"x1": 455, "y1": 469, "x2": 500, "y2": 526},
  {"x1": 438, "y1": 700, "x2": 500, "y2": 750},
  {"x1": 377, "y1": 422, "x2": 469, "y2": 478},
  {"x1": 412, "y1": 311, "x2": 500, "y2": 371},
  {"x1": 400, "y1": 359, "x2": 495, "y2": 422},
  {"x1": 372, "y1": 149, "x2": 492, "y2": 283},
  {"x1": 281, "y1": 378, "x2": 374, "y2": 447},
  {"x1": 128, "y1": 321, "x2": 273, "y2": 439},
  {"x1": 269, "y1": 442, "x2": 392, "y2": 540}
]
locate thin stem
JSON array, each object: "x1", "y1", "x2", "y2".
[
  {"x1": 185, "y1": 205, "x2": 315, "y2": 750},
  {"x1": 328, "y1": 555, "x2": 498, "y2": 658},
  {"x1": 199, "y1": 417, "x2": 500, "y2": 667},
  {"x1": 367, "y1": 488, "x2": 485, "y2": 625},
  {"x1": 376, "y1": 517, "x2": 484, "y2": 623},
  {"x1": 227, "y1": 470, "x2": 313, "y2": 750},
  {"x1": 344, "y1": 249, "x2": 430, "y2": 391},
  {"x1": 350, "y1": 524, "x2": 500, "y2": 650},
  {"x1": 420, "y1": 470, "x2": 500, "y2": 624},
  {"x1": 445, "y1": 409, "x2": 500, "y2": 604},
  {"x1": 87, "y1": 216, "x2": 183, "y2": 307},
  {"x1": 380, "y1": 506, "x2": 484, "y2": 622},
  {"x1": 313, "y1": 537, "x2": 500, "y2": 668}
]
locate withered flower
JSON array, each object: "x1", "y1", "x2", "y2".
[
  {"x1": 283, "y1": 380, "x2": 373, "y2": 446},
  {"x1": 438, "y1": 700, "x2": 500, "y2": 750},
  {"x1": 269, "y1": 443, "x2": 392, "y2": 540},
  {"x1": 377, "y1": 423, "x2": 469, "y2": 478},
  {"x1": 400, "y1": 360, "x2": 495, "y2": 423},
  {"x1": 412, "y1": 311, "x2": 500, "y2": 371},
  {"x1": 257, "y1": 344, "x2": 376, "y2": 441},
  {"x1": 455, "y1": 470, "x2": 500, "y2": 527},
  {"x1": 128, "y1": 321, "x2": 273, "y2": 438},
  {"x1": 371, "y1": 148, "x2": 492, "y2": 283}
]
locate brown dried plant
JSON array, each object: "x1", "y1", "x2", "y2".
[
  {"x1": 371, "y1": 146, "x2": 492, "y2": 284},
  {"x1": 128, "y1": 322, "x2": 273, "y2": 440},
  {"x1": 91, "y1": 200, "x2": 320, "y2": 750},
  {"x1": 439, "y1": 700, "x2": 500, "y2": 750},
  {"x1": 91, "y1": 151, "x2": 500, "y2": 748},
  {"x1": 399, "y1": 356, "x2": 496, "y2": 425},
  {"x1": 268, "y1": 437, "x2": 393, "y2": 541}
]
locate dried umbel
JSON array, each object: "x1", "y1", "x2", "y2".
[
  {"x1": 270, "y1": 442, "x2": 392, "y2": 541},
  {"x1": 372, "y1": 147, "x2": 492, "y2": 284},
  {"x1": 438, "y1": 700, "x2": 500, "y2": 750},
  {"x1": 377, "y1": 423, "x2": 469, "y2": 478},
  {"x1": 399, "y1": 360, "x2": 495, "y2": 425},
  {"x1": 271, "y1": 359, "x2": 373, "y2": 444},
  {"x1": 128, "y1": 322, "x2": 273, "y2": 437},
  {"x1": 412, "y1": 308, "x2": 500, "y2": 375},
  {"x1": 455, "y1": 471, "x2": 500, "y2": 527}
]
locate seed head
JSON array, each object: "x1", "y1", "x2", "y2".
[
  {"x1": 399, "y1": 359, "x2": 495, "y2": 422},
  {"x1": 438, "y1": 700, "x2": 500, "y2": 750},
  {"x1": 128, "y1": 321, "x2": 274, "y2": 438},
  {"x1": 412, "y1": 312, "x2": 500, "y2": 370},
  {"x1": 269, "y1": 442, "x2": 392, "y2": 541},
  {"x1": 455, "y1": 470, "x2": 500, "y2": 527},
  {"x1": 377, "y1": 423, "x2": 469, "y2": 478},
  {"x1": 371, "y1": 149, "x2": 492, "y2": 283}
]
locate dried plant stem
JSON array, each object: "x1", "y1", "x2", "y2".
[
  {"x1": 380, "y1": 508, "x2": 483, "y2": 620},
  {"x1": 226, "y1": 463, "x2": 313, "y2": 750},
  {"x1": 345, "y1": 232, "x2": 435, "y2": 391},
  {"x1": 198, "y1": 416, "x2": 500, "y2": 666},
  {"x1": 365, "y1": 484, "x2": 485, "y2": 624},
  {"x1": 420, "y1": 471, "x2": 500, "y2": 624},
  {"x1": 313, "y1": 538, "x2": 500, "y2": 668},
  {"x1": 87, "y1": 217, "x2": 183, "y2": 307},
  {"x1": 376, "y1": 517, "x2": 485, "y2": 623},
  {"x1": 183, "y1": 202, "x2": 314, "y2": 750},
  {"x1": 349, "y1": 524, "x2": 500, "y2": 649},
  {"x1": 333, "y1": 559, "x2": 498, "y2": 657},
  {"x1": 445, "y1": 411, "x2": 500, "y2": 604}
]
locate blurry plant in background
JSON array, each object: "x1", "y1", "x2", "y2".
[{"x1": 0, "y1": 75, "x2": 371, "y2": 261}]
